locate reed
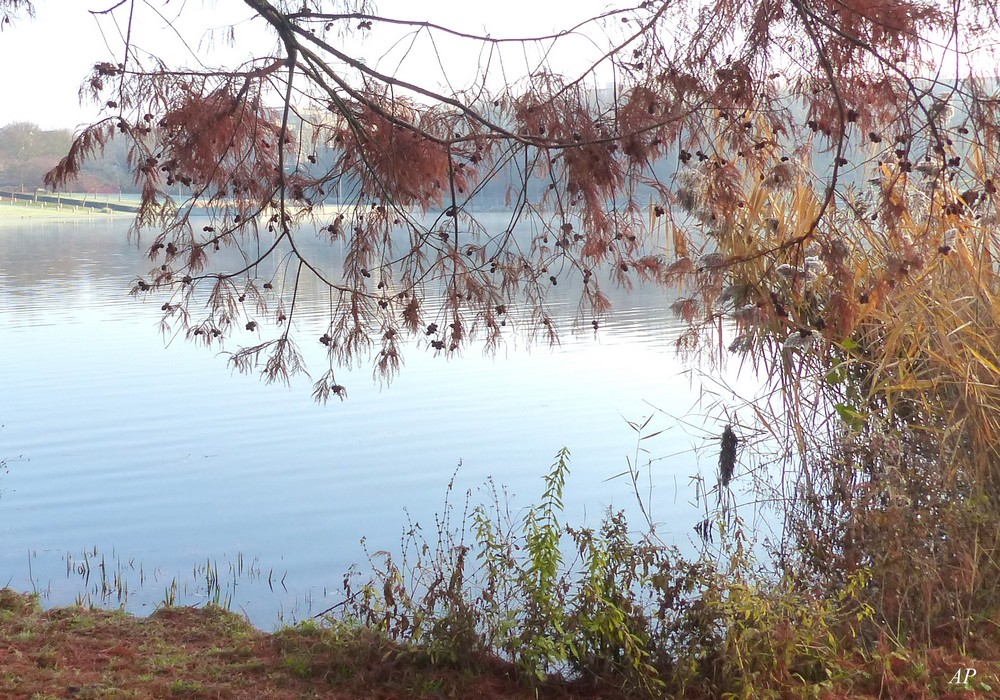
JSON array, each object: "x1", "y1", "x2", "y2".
[
  {"x1": 58, "y1": 547, "x2": 275, "y2": 614},
  {"x1": 669, "y1": 146, "x2": 1000, "y2": 646}
]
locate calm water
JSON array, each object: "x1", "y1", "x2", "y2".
[{"x1": 0, "y1": 214, "x2": 755, "y2": 627}]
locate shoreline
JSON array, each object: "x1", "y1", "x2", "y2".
[
  {"x1": 0, "y1": 588, "x2": 594, "y2": 700},
  {"x1": 1, "y1": 586, "x2": 994, "y2": 699},
  {"x1": 0, "y1": 201, "x2": 136, "y2": 223}
]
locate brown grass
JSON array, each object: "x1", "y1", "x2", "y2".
[
  {"x1": 2, "y1": 587, "x2": 999, "y2": 699},
  {"x1": 0, "y1": 589, "x2": 629, "y2": 700}
]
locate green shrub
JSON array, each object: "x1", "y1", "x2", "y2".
[{"x1": 332, "y1": 450, "x2": 875, "y2": 697}]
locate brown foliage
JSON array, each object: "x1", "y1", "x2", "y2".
[
  {"x1": 156, "y1": 85, "x2": 285, "y2": 201},
  {"x1": 44, "y1": 0, "x2": 1000, "y2": 391},
  {"x1": 44, "y1": 122, "x2": 112, "y2": 191},
  {"x1": 335, "y1": 97, "x2": 475, "y2": 208}
]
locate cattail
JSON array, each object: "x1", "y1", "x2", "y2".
[{"x1": 719, "y1": 424, "x2": 738, "y2": 487}]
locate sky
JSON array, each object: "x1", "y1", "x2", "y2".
[
  {"x1": 0, "y1": 0, "x2": 618, "y2": 131},
  {"x1": 3, "y1": 1, "x2": 993, "y2": 133},
  {"x1": 0, "y1": 1, "x2": 253, "y2": 129}
]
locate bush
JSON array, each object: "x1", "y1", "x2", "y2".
[{"x1": 332, "y1": 450, "x2": 874, "y2": 698}]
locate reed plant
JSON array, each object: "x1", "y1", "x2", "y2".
[
  {"x1": 668, "y1": 140, "x2": 1000, "y2": 647},
  {"x1": 330, "y1": 450, "x2": 878, "y2": 697},
  {"x1": 329, "y1": 136, "x2": 1000, "y2": 693}
]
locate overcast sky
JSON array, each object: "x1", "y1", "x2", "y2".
[
  {"x1": 0, "y1": 0, "x2": 617, "y2": 131},
  {"x1": 3, "y1": 1, "x2": 990, "y2": 133}
]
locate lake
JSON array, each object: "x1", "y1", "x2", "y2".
[{"x1": 0, "y1": 213, "x2": 758, "y2": 627}]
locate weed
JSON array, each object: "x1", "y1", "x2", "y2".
[
  {"x1": 409, "y1": 676, "x2": 445, "y2": 695},
  {"x1": 328, "y1": 449, "x2": 876, "y2": 697},
  {"x1": 279, "y1": 654, "x2": 314, "y2": 678},
  {"x1": 168, "y1": 678, "x2": 204, "y2": 695},
  {"x1": 0, "y1": 588, "x2": 38, "y2": 617},
  {"x1": 670, "y1": 148, "x2": 1000, "y2": 649}
]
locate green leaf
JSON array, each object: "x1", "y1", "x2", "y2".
[
  {"x1": 824, "y1": 365, "x2": 847, "y2": 385},
  {"x1": 834, "y1": 403, "x2": 867, "y2": 431}
]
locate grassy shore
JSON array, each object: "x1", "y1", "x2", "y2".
[
  {"x1": 0, "y1": 589, "x2": 603, "y2": 700},
  {"x1": 1, "y1": 588, "x2": 997, "y2": 700}
]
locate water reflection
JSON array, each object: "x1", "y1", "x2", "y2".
[{"x1": 0, "y1": 216, "x2": 756, "y2": 627}]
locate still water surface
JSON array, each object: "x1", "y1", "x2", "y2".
[{"x1": 0, "y1": 215, "x2": 753, "y2": 627}]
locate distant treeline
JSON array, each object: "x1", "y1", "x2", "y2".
[
  {"x1": 0, "y1": 122, "x2": 132, "y2": 193},
  {"x1": 0, "y1": 97, "x2": 955, "y2": 202},
  {"x1": 1, "y1": 119, "x2": 655, "y2": 204}
]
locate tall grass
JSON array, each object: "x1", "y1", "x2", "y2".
[
  {"x1": 325, "y1": 141, "x2": 1000, "y2": 693},
  {"x1": 330, "y1": 450, "x2": 874, "y2": 697},
  {"x1": 668, "y1": 145, "x2": 1000, "y2": 646}
]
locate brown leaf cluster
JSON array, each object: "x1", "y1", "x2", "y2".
[
  {"x1": 155, "y1": 84, "x2": 285, "y2": 203},
  {"x1": 335, "y1": 98, "x2": 475, "y2": 209}
]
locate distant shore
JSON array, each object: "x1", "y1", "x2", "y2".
[
  {"x1": 0, "y1": 200, "x2": 136, "y2": 223},
  {"x1": 0, "y1": 188, "x2": 140, "y2": 218}
]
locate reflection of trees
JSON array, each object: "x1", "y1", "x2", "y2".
[{"x1": 1, "y1": 216, "x2": 678, "y2": 341}]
